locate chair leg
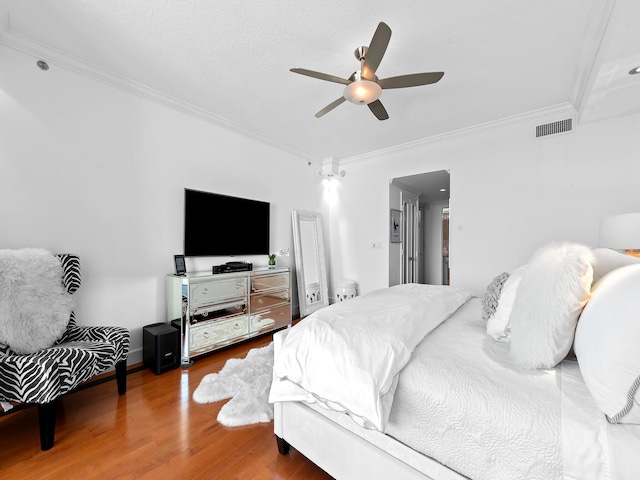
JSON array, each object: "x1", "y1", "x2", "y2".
[
  {"x1": 115, "y1": 360, "x2": 127, "y2": 395},
  {"x1": 38, "y1": 400, "x2": 58, "y2": 451}
]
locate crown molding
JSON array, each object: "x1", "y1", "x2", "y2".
[
  {"x1": 341, "y1": 103, "x2": 578, "y2": 165},
  {"x1": 0, "y1": 23, "x2": 314, "y2": 162},
  {"x1": 570, "y1": 0, "x2": 618, "y2": 120}
]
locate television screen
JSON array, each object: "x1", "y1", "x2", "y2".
[{"x1": 184, "y1": 189, "x2": 270, "y2": 257}]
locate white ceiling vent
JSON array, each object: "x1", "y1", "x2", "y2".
[{"x1": 534, "y1": 118, "x2": 574, "y2": 139}]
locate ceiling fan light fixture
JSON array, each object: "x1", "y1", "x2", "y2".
[
  {"x1": 629, "y1": 66, "x2": 640, "y2": 75},
  {"x1": 343, "y1": 80, "x2": 382, "y2": 105}
]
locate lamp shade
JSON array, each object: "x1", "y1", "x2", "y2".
[
  {"x1": 343, "y1": 80, "x2": 382, "y2": 105},
  {"x1": 599, "y1": 213, "x2": 640, "y2": 249}
]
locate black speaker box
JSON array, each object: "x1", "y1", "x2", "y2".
[{"x1": 143, "y1": 323, "x2": 180, "y2": 375}]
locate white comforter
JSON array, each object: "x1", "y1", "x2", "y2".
[
  {"x1": 386, "y1": 298, "x2": 562, "y2": 479},
  {"x1": 269, "y1": 283, "x2": 472, "y2": 431}
]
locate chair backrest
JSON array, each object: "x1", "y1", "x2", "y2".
[{"x1": 55, "y1": 254, "x2": 81, "y2": 294}]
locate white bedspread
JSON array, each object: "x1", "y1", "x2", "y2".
[
  {"x1": 271, "y1": 289, "x2": 640, "y2": 479},
  {"x1": 385, "y1": 298, "x2": 563, "y2": 479},
  {"x1": 269, "y1": 283, "x2": 472, "y2": 431}
]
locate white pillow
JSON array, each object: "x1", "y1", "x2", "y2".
[
  {"x1": 486, "y1": 265, "x2": 527, "y2": 342},
  {"x1": 591, "y1": 248, "x2": 640, "y2": 285},
  {"x1": 509, "y1": 242, "x2": 594, "y2": 369},
  {"x1": 574, "y1": 264, "x2": 640, "y2": 424},
  {"x1": 0, "y1": 248, "x2": 73, "y2": 354}
]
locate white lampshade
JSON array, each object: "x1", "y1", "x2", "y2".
[
  {"x1": 599, "y1": 212, "x2": 640, "y2": 249},
  {"x1": 343, "y1": 80, "x2": 382, "y2": 105}
]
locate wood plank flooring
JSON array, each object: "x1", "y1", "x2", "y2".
[{"x1": 0, "y1": 333, "x2": 334, "y2": 479}]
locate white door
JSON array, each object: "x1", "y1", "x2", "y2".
[{"x1": 401, "y1": 193, "x2": 420, "y2": 284}]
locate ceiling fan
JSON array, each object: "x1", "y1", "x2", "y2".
[{"x1": 291, "y1": 22, "x2": 444, "y2": 121}]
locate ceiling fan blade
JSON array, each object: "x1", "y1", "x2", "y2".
[
  {"x1": 291, "y1": 68, "x2": 351, "y2": 85},
  {"x1": 315, "y1": 97, "x2": 347, "y2": 118},
  {"x1": 378, "y1": 72, "x2": 445, "y2": 89},
  {"x1": 368, "y1": 99, "x2": 389, "y2": 121},
  {"x1": 361, "y1": 22, "x2": 392, "y2": 80}
]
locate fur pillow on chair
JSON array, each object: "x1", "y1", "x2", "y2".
[{"x1": 0, "y1": 248, "x2": 74, "y2": 354}]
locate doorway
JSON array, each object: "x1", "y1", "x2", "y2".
[
  {"x1": 389, "y1": 170, "x2": 450, "y2": 286},
  {"x1": 442, "y1": 207, "x2": 450, "y2": 285}
]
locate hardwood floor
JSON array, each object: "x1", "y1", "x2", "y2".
[{"x1": 0, "y1": 333, "x2": 334, "y2": 479}]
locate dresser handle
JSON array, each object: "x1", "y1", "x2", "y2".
[
  {"x1": 203, "y1": 331, "x2": 210, "y2": 339},
  {"x1": 258, "y1": 299, "x2": 264, "y2": 305}
]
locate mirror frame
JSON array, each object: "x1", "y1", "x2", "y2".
[{"x1": 291, "y1": 209, "x2": 329, "y2": 317}]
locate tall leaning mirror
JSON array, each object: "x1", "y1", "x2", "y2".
[{"x1": 291, "y1": 209, "x2": 329, "y2": 317}]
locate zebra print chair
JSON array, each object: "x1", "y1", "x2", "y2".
[{"x1": 0, "y1": 253, "x2": 130, "y2": 450}]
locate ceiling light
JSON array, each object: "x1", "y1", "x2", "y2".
[
  {"x1": 343, "y1": 80, "x2": 382, "y2": 105},
  {"x1": 629, "y1": 66, "x2": 640, "y2": 75},
  {"x1": 440, "y1": 188, "x2": 447, "y2": 192}
]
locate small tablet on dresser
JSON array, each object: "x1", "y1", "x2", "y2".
[{"x1": 174, "y1": 255, "x2": 186, "y2": 275}]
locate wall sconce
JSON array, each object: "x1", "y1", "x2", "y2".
[
  {"x1": 316, "y1": 157, "x2": 345, "y2": 178},
  {"x1": 599, "y1": 212, "x2": 640, "y2": 257}
]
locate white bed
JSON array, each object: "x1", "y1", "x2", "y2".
[{"x1": 269, "y1": 245, "x2": 640, "y2": 480}]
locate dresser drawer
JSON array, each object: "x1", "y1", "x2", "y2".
[
  {"x1": 191, "y1": 300, "x2": 246, "y2": 323},
  {"x1": 190, "y1": 315, "x2": 249, "y2": 352},
  {"x1": 251, "y1": 272, "x2": 289, "y2": 293},
  {"x1": 250, "y1": 304, "x2": 291, "y2": 333},
  {"x1": 251, "y1": 290, "x2": 290, "y2": 311},
  {"x1": 190, "y1": 277, "x2": 247, "y2": 306}
]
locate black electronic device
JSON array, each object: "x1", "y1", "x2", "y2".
[
  {"x1": 184, "y1": 189, "x2": 270, "y2": 257},
  {"x1": 212, "y1": 262, "x2": 253, "y2": 274},
  {"x1": 174, "y1": 254, "x2": 186, "y2": 275},
  {"x1": 143, "y1": 323, "x2": 180, "y2": 375}
]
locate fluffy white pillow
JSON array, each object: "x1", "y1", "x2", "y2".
[
  {"x1": 0, "y1": 248, "x2": 73, "y2": 354},
  {"x1": 509, "y1": 242, "x2": 594, "y2": 369},
  {"x1": 591, "y1": 248, "x2": 640, "y2": 285},
  {"x1": 575, "y1": 264, "x2": 640, "y2": 424},
  {"x1": 486, "y1": 265, "x2": 527, "y2": 342}
]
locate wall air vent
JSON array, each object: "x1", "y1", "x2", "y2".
[{"x1": 535, "y1": 118, "x2": 573, "y2": 139}]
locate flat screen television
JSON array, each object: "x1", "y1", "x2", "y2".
[{"x1": 183, "y1": 189, "x2": 270, "y2": 257}]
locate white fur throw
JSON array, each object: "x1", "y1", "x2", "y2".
[
  {"x1": 0, "y1": 248, "x2": 73, "y2": 354},
  {"x1": 509, "y1": 242, "x2": 594, "y2": 369}
]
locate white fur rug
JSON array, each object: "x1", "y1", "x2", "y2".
[{"x1": 192, "y1": 342, "x2": 274, "y2": 427}]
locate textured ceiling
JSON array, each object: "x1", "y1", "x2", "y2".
[{"x1": 1, "y1": 0, "x2": 639, "y2": 163}]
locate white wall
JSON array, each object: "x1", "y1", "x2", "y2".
[
  {"x1": 330, "y1": 112, "x2": 640, "y2": 297},
  {"x1": 0, "y1": 45, "x2": 321, "y2": 364},
  {"x1": 387, "y1": 182, "x2": 402, "y2": 286}
]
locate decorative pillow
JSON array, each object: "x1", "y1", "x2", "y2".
[
  {"x1": 574, "y1": 264, "x2": 640, "y2": 424},
  {"x1": 591, "y1": 248, "x2": 640, "y2": 285},
  {"x1": 482, "y1": 271, "x2": 509, "y2": 320},
  {"x1": 0, "y1": 248, "x2": 73, "y2": 354},
  {"x1": 509, "y1": 242, "x2": 594, "y2": 369},
  {"x1": 486, "y1": 266, "x2": 527, "y2": 342}
]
